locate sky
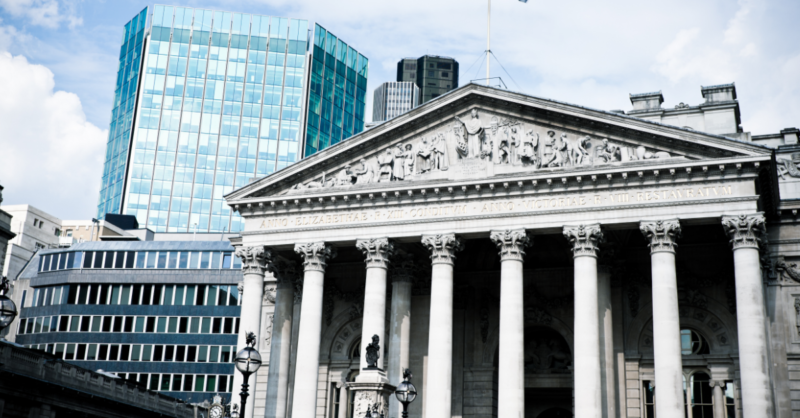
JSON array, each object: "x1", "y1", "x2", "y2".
[{"x1": 0, "y1": 0, "x2": 798, "y2": 220}]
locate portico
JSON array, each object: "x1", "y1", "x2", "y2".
[{"x1": 226, "y1": 84, "x2": 779, "y2": 418}]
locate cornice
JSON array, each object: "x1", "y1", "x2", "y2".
[{"x1": 230, "y1": 158, "x2": 765, "y2": 217}]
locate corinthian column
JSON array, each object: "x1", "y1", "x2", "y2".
[
  {"x1": 290, "y1": 242, "x2": 336, "y2": 418},
  {"x1": 388, "y1": 252, "x2": 415, "y2": 418},
  {"x1": 563, "y1": 224, "x2": 604, "y2": 418},
  {"x1": 355, "y1": 238, "x2": 395, "y2": 371},
  {"x1": 233, "y1": 245, "x2": 271, "y2": 418},
  {"x1": 490, "y1": 229, "x2": 531, "y2": 418},
  {"x1": 422, "y1": 234, "x2": 464, "y2": 418},
  {"x1": 640, "y1": 220, "x2": 684, "y2": 418},
  {"x1": 265, "y1": 257, "x2": 298, "y2": 418},
  {"x1": 722, "y1": 213, "x2": 771, "y2": 417}
]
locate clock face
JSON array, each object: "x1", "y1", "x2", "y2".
[{"x1": 210, "y1": 405, "x2": 224, "y2": 418}]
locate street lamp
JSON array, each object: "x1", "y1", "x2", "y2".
[
  {"x1": 0, "y1": 276, "x2": 18, "y2": 333},
  {"x1": 234, "y1": 332, "x2": 262, "y2": 418},
  {"x1": 394, "y1": 369, "x2": 417, "y2": 418}
]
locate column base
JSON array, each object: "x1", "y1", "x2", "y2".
[{"x1": 347, "y1": 375, "x2": 396, "y2": 418}]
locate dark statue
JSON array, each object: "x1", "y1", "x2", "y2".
[{"x1": 365, "y1": 334, "x2": 380, "y2": 368}]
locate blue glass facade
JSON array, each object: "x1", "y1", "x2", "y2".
[
  {"x1": 304, "y1": 24, "x2": 368, "y2": 156},
  {"x1": 13, "y1": 241, "x2": 242, "y2": 403},
  {"x1": 96, "y1": 6, "x2": 368, "y2": 233}
]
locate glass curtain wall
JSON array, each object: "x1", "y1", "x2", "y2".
[
  {"x1": 122, "y1": 6, "x2": 308, "y2": 233},
  {"x1": 304, "y1": 24, "x2": 367, "y2": 157},
  {"x1": 97, "y1": 8, "x2": 148, "y2": 220}
]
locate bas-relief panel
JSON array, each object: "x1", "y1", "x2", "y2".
[
  {"x1": 286, "y1": 109, "x2": 678, "y2": 192},
  {"x1": 777, "y1": 151, "x2": 800, "y2": 200}
]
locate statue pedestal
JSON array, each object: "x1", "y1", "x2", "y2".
[{"x1": 348, "y1": 369, "x2": 396, "y2": 418}]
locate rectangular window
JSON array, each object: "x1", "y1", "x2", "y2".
[
  {"x1": 113, "y1": 251, "x2": 124, "y2": 268},
  {"x1": 187, "y1": 346, "x2": 197, "y2": 362},
  {"x1": 135, "y1": 316, "x2": 145, "y2": 332},
  {"x1": 125, "y1": 251, "x2": 135, "y2": 268},
  {"x1": 124, "y1": 316, "x2": 134, "y2": 332},
  {"x1": 131, "y1": 285, "x2": 141, "y2": 305},
  {"x1": 224, "y1": 318, "x2": 233, "y2": 334},
  {"x1": 88, "y1": 284, "x2": 99, "y2": 305},
  {"x1": 87, "y1": 344, "x2": 97, "y2": 360},
  {"x1": 179, "y1": 317, "x2": 188, "y2": 333},
  {"x1": 230, "y1": 286, "x2": 239, "y2": 306},
  {"x1": 183, "y1": 375, "x2": 193, "y2": 391},
  {"x1": 179, "y1": 252, "x2": 188, "y2": 268},
  {"x1": 146, "y1": 251, "x2": 157, "y2": 268},
  {"x1": 164, "y1": 285, "x2": 174, "y2": 305},
  {"x1": 120, "y1": 285, "x2": 131, "y2": 305},
  {"x1": 55, "y1": 343, "x2": 65, "y2": 358},
  {"x1": 65, "y1": 343, "x2": 76, "y2": 360},
  {"x1": 91, "y1": 316, "x2": 101, "y2": 331},
  {"x1": 132, "y1": 345, "x2": 141, "y2": 361},
  {"x1": 235, "y1": 318, "x2": 240, "y2": 334},
  {"x1": 209, "y1": 346, "x2": 219, "y2": 363},
  {"x1": 643, "y1": 381, "x2": 655, "y2": 418},
  {"x1": 135, "y1": 252, "x2": 145, "y2": 268},
  {"x1": 190, "y1": 317, "x2": 200, "y2": 333},
  {"x1": 69, "y1": 315, "x2": 80, "y2": 332},
  {"x1": 58, "y1": 316, "x2": 68, "y2": 331},
  {"x1": 138, "y1": 373, "x2": 148, "y2": 386},
  {"x1": 168, "y1": 252, "x2": 178, "y2": 268},
  {"x1": 50, "y1": 315, "x2": 58, "y2": 331},
  {"x1": 33, "y1": 317, "x2": 42, "y2": 333},
  {"x1": 168, "y1": 317, "x2": 178, "y2": 333},
  {"x1": 109, "y1": 345, "x2": 119, "y2": 361},
  {"x1": 83, "y1": 251, "x2": 94, "y2": 268},
  {"x1": 186, "y1": 285, "x2": 196, "y2": 305},
  {"x1": 102, "y1": 316, "x2": 112, "y2": 332},
  {"x1": 198, "y1": 346, "x2": 208, "y2": 362},
  {"x1": 71, "y1": 252, "x2": 82, "y2": 268},
  {"x1": 76, "y1": 344, "x2": 86, "y2": 360},
  {"x1": 201, "y1": 317, "x2": 211, "y2": 333},
  {"x1": 52, "y1": 286, "x2": 62, "y2": 305},
  {"x1": 222, "y1": 253, "x2": 232, "y2": 268},
  {"x1": 80, "y1": 316, "x2": 91, "y2": 332},
  {"x1": 120, "y1": 344, "x2": 130, "y2": 361},
  {"x1": 176, "y1": 345, "x2": 186, "y2": 362},
  {"x1": 113, "y1": 316, "x2": 123, "y2": 332},
  {"x1": 217, "y1": 285, "x2": 228, "y2": 305},
  {"x1": 103, "y1": 251, "x2": 114, "y2": 268},
  {"x1": 161, "y1": 374, "x2": 171, "y2": 391},
  {"x1": 93, "y1": 251, "x2": 103, "y2": 268},
  {"x1": 153, "y1": 345, "x2": 164, "y2": 361},
  {"x1": 207, "y1": 285, "x2": 217, "y2": 306},
  {"x1": 157, "y1": 252, "x2": 167, "y2": 269},
  {"x1": 218, "y1": 375, "x2": 228, "y2": 392},
  {"x1": 172, "y1": 374, "x2": 183, "y2": 391},
  {"x1": 111, "y1": 285, "x2": 121, "y2": 305},
  {"x1": 67, "y1": 285, "x2": 78, "y2": 304},
  {"x1": 146, "y1": 316, "x2": 156, "y2": 333},
  {"x1": 211, "y1": 252, "x2": 221, "y2": 269},
  {"x1": 220, "y1": 346, "x2": 231, "y2": 362},
  {"x1": 143, "y1": 345, "x2": 152, "y2": 361},
  {"x1": 25, "y1": 318, "x2": 33, "y2": 334},
  {"x1": 142, "y1": 285, "x2": 152, "y2": 305},
  {"x1": 212, "y1": 318, "x2": 221, "y2": 334},
  {"x1": 195, "y1": 285, "x2": 205, "y2": 306},
  {"x1": 153, "y1": 285, "x2": 163, "y2": 305},
  {"x1": 157, "y1": 317, "x2": 167, "y2": 333},
  {"x1": 206, "y1": 375, "x2": 216, "y2": 392},
  {"x1": 99, "y1": 284, "x2": 109, "y2": 305},
  {"x1": 98, "y1": 344, "x2": 108, "y2": 361},
  {"x1": 164, "y1": 345, "x2": 175, "y2": 361},
  {"x1": 149, "y1": 374, "x2": 160, "y2": 390},
  {"x1": 200, "y1": 252, "x2": 210, "y2": 268},
  {"x1": 194, "y1": 375, "x2": 205, "y2": 392},
  {"x1": 42, "y1": 317, "x2": 50, "y2": 333}
]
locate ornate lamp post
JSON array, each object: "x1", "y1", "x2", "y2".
[
  {"x1": 0, "y1": 276, "x2": 18, "y2": 333},
  {"x1": 394, "y1": 369, "x2": 417, "y2": 418},
  {"x1": 234, "y1": 332, "x2": 262, "y2": 418}
]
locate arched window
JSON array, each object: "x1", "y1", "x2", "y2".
[
  {"x1": 687, "y1": 372, "x2": 713, "y2": 417},
  {"x1": 349, "y1": 338, "x2": 361, "y2": 359},
  {"x1": 680, "y1": 329, "x2": 709, "y2": 355}
]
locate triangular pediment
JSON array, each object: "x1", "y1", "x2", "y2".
[{"x1": 226, "y1": 84, "x2": 771, "y2": 202}]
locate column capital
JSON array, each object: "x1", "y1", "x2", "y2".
[
  {"x1": 421, "y1": 233, "x2": 464, "y2": 265},
  {"x1": 356, "y1": 238, "x2": 395, "y2": 269},
  {"x1": 268, "y1": 256, "x2": 298, "y2": 287},
  {"x1": 490, "y1": 229, "x2": 531, "y2": 261},
  {"x1": 639, "y1": 219, "x2": 681, "y2": 254},
  {"x1": 235, "y1": 245, "x2": 272, "y2": 275},
  {"x1": 722, "y1": 213, "x2": 767, "y2": 250},
  {"x1": 563, "y1": 224, "x2": 603, "y2": 258},
  {"x1": 708, "y1": 380, "x2": 726, "y2": 388},
  {"x1": 294, "y1": 242, "x2": 337, "y2": 272}
]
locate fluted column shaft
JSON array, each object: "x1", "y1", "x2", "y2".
[
  {"x1": 640, "y1": 220, "x2": 684, "y2": 418},
  {"x1": 422, "y1": 234, "x2": 463, "y2": 418},
  {"x1": 290, "y1": 243, "x2": 336, "y2": 418},
  {"x1": 564, "y1": 225, "x2": 604, "y2": 418},
  {"x1": 265, "y1": 259, "x2": 297, "y2": 418},
  {"x1": 722, "y1": 214, "x2": 772, "y2": 417},
  {"x1": 490, "y1": 230, "x2": 531, "y2": 418},
  {"x1": 356, "y1": 238, "x2": 395, "y2": 371},
  {"x1": 234, "y1": 246, "x2": 270, "y2": 418},
  {"x1": 388, "y1": 254, "x2": 415, "y2": 418}
]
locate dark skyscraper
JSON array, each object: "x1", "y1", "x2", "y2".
[{"x1": 396, "y1": 55, "x2": 459, "y2": 104}]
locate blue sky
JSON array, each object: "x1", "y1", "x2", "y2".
[{"x1": 1, "y1": 0, "x2": 799, "y2": 220}]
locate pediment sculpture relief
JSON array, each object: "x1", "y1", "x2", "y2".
[{"x1": 289, "y1": 109, "x2": 674, "y2": 192}]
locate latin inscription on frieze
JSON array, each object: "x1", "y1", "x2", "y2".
[{"x1": 259, "y1": 183, "x2": 740, "y2": 230}]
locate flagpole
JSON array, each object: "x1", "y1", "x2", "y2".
[{"x1": 486, "y1": 0, "x2": 491, "y2": 85}]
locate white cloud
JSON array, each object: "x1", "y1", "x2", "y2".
[
  {"x1": 0, "y1": 51, "x2": 106, "y2": 219},
  {"x1": 0, "y1": 0, "x2": 82, "y2": 29}
]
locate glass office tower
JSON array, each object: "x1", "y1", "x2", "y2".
[{"x1": 96, "y1": 6, "x2": 368, "y2": 233}]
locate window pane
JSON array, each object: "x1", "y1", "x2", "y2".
[
  {"x1": 146, "y1": 251, "x2": 157, "y2": 268},
  {"x1": 164, "y1": 285, "x2": 174, "y2": 305},
  {"x1": 157, "y1": 252, "x2": 167, "y2": 268},
  {"x1": 195, "y1": 375, "x2": 205, "y2": 391},
  {"x1": 157, "y1": 317, "x2": 167, "y2": 332},
  {"x1": 175, "y1": 286, "x2": 185, "y2": 305},
  {"x1": 179, "y1": 252, "x2": 188, "y2": 268},
  {"x1": 211, "y1": 252, "x2": 221, "y2": 268},
  {"x1": 200, "y1": 252, "x2": 210, "y2": 268},
  {"x1": 125, "y1": 251, "x2": 136, "y2": 268},
  {"x1": 168, "y1": 252, "x2": 178, "y2": 268}
]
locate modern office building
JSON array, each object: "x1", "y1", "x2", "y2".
[
  {"x1": 371, "y1": 81, "x2": 420, "y2": 122},
  {"x1": 396, "y1": 55, "x2": 458, "y2": 104},
  {"x1": 7, "y1": 241, "x2": 242, "y2": 403},
  {"x1": 96, "y1": 5, "x2": 369, "y2": 234}
]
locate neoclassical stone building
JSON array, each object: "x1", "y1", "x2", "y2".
[{"x1": 224, "y1": 84, "x2": 800, "y2": 418}]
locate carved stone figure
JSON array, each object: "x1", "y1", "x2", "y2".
[
  {"x1": 353, "y1": 158, "x2": 374, "y2": 184},
  {"x1": 541, "y1": 130, "x2": 557, "y2": 166},
  {"x1": 377, "y1": 149, "x2": 394, "y2": 182},
  {"x1": 416, "y1": 137, "x2": 432, "y2": 174},
  {"x1": 453, "y1": 122, "x2": 468, "y2": 159},
  {"x1": 507, "y1": 125, "x2": 520, "y2": 164},
  {"x1": 521, "y1": 130, "x2": 539, "y2": 167},
  {"x1": 487, "y1": 116, "x2": 500, "y2": 162},
  {"x1": 498, "y1": 139, "x2": 510, "y2": 164},
  {"x1": 431, "y1": 133, "x2": 449, "y2": 171},
  {"x1": 633, "y1": 145, "x2": 671, "y2": 160},
  {"x1": 392, "y1": 145, "x2": 407, "y2": 180},
  {"x1": 595, "y1": 139, "x2": 620, "y2": 163},
  {"x1": 336, "y1": 165, "x2": 354, "y2": 186},
  {"x1": 565, "y1": 134, "x2": 590, "y2": 166},
  {"x1": 454, "y1": 109, "x2": 484, "y2": 158},
  {"x1": 547, "y1": 134, "x2": 567, "y2": 167},
  {"x1": 365, "y1": 334, "x2": 380, "y2": 368},
  {"x1": 401, "y1": 144, "x2": 415, "y2": 179},
  {"x1": 777, "y1": 153, "x2": 800, "y2": 179}
]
